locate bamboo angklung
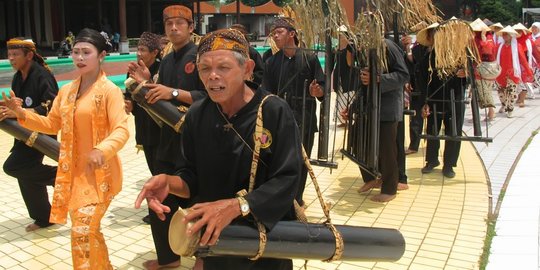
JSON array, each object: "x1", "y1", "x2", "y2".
[
  {"x1": 341, "y1": 49, "x2": 381, "y2": 179},
  {"x1": 124, "y1": 78, "x2": 187, "y2": 133},
  {"x1": 418, "y1": 18, "x2": 491, "y2": 143},
  {"x1": 0, "y1": 118, "x2": 59, "y2": 161},
  {"x1": 169, "y1": 208, "x2": 405, "y2": 262}
]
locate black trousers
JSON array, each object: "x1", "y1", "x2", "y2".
[
  {"x1": 360, "y1": 122, "x2": 399, "y2": 195},
  {"x1": 396, "y1": 120, "x2": 407, "y2": 184},
  {"x1": 142, "y1": 144, "x2": 158, "y2": 176},
  {"x1": 150, "y1": 159, "x2": 191, "y2": 265},
  {"x1": 408, "y1": 95, "x2": 424, "y2": 151},
  {"x1": 425, "y1": 101, "x2": 465, "y2": 167},
  {"x1": 3, "y1": 143, "x2": 56, "y2": 227},
  {"x1": 296, "y1": 130, "x2": 315, "y2": 206}
]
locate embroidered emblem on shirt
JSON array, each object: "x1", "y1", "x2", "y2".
[
  {"x1": 25, "y1": 97, "x2": 33, "y2": 106},
  {"x1": 185, "y1": 62, "x2": 195, "y2": 74},
  {"x1": 257, "y1": 128, "x2": 272, "y2": 149}
]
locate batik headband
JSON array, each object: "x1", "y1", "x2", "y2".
[
  {"x1": 163, "y1": 5, "x2": 193, "y2": 23},
  {"x1": 7, "y1": 39, "x2": 36, "y2": 51},
  {"x1": 197, "y1": 29, "x2": 249, "y2": 60}
]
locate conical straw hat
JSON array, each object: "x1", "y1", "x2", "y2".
[
  {"x1": 416, "y1": 22, "x2": 439, "y2": 46},
  {"x1": 490, "y1": 22, "x2": 504, "y2": 31},
  {"x1": 512, "y1": 23, "x2": 530, "y2": 33},
  {"x1": 497, "y1": 25, "x2": 518, "y2": 36},
  {"x1": 470, "y1": 18, "x2": 490, "y2": 32}
]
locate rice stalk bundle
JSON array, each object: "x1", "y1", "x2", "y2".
[
  {"x1": 432, "y1": 19, "x2": 480, "y2": 79},
  {"x1": 352, "y1": 9, "x2": 388, "y2": 72},
  {"x1": 373, "y1": 0, "x2": 441, "y2": 33},
  {"x1": 287, "y1": 0, "x2": 326, "y2": 49}
]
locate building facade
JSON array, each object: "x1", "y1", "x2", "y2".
[{"x1": 0, "y1": 0, "x2": 459, "y2": 57}]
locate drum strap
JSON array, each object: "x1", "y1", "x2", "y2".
[{"x1": 246, "y1": 94, "x2": 344, "y2": 262}]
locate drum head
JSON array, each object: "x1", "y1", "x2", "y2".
[{"x1": 169, "y1": 208, "x2": 200, "y2": 256}]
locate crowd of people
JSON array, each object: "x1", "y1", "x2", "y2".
[
  {"x1": 399, "y1": 18, "x2": 540, "y2": 181},
  {"x1": 2, "y1": 3, "x2": 540, "y2": 269}
]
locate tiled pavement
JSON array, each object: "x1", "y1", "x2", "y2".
[
  {"x1": 1, "y1": 59, "x2": 539, "y2": 269},
  {"x1": 0, "y1": 100, "x2": 489, "y2": 269}
]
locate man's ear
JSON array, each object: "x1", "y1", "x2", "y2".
[
  {"x1": 244, "y1": 59, "x2": 255, "y2": 80},
  {"x1": 26, "y1": 50, "x2": 34, "y2": 61},
  {"x1": 152, "y1": 49, "x2": 160, "y2": 59},
  {"x1": 289, "y1": 30, "x2": 296, "y2": 39}
]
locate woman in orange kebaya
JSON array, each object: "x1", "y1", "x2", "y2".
[{"x1": 2, "y1": 28, "x2": 129, "y2": 269}]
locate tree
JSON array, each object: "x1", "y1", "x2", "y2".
[{"x1": 477, "y1": 0, "x2": 521, "y2": 24}]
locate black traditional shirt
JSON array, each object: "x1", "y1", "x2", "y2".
[
  {"x1": 11, "y1": 61, "x2": 58, "y2": 149},
  {"x1": 413, "y1": 46, "x2": 465, "y2": 106},
  {"x1": 177, "y1": 86, "x2": 302, "y2": 269},
  {"x1": 155, "y1": 41, "x2": 205, "y2": 168},
  {"x1": 249, "y1": 46, "x2": 264, "y2": 86},
  {"x1": 333, "y1": 44, "x2": 360, "y2": 93},
  {"x1": 125, "y1": 60, "x2": 160, "y2": 146},
  {"x1": 262, "y1": 49, "x2": 325, "y2": 134},
  {"x1": 12, "y1": 61, "x2": 58, "y2": 115},
  {"x1": 352, "y1": 39, "x2": 409, "y2": 122}
]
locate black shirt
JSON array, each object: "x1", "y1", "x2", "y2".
[
  {"x1": 155, "y1": 41, "x2": 205, "y2": 168},
  {"x1": 11, "y1": 61, "x2": 58, "y2": 149},
  {"x1": 262, "y1": 49, "x2": 325, "y2": 133},
  {"x1": 12, "y1": 61, "x2": 58, "y2": 115},
  {"x1": 249, "y1": 46, "x2": 264, "y2": 86},
  {"x1": 333, "y1": 44, "x2": 360, "y2": 93},
  {"x1": 413, "y1": 46, "x2": 465, "y2": 105},
  {"x1": 125, "y1": 60, "x2": 161, "y2": 146},
  {"x1": 177, "y1": 86, "x2": 302, "y2": 269}
]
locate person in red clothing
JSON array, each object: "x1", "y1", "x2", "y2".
[
  {"x1": 530, "y1": 22, "x2": 540, "y2": 95},
  {"x1": 471, "y1": 19, "x2": 497, "y2": 120},
  {"x1": 495, "y1": 26, "x2": 534, "y2": 118},
  {"x1": 513, "y1": 23, "x2": 535, "y2": 105}
]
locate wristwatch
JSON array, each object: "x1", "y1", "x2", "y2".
[
  {"x1": 237, "y1": 196, "x2": 250, "y2": 217},
  {"x1": 171, "y1": 89, "x2": 179, "y2": 98}
]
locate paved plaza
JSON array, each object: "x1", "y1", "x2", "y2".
[{"x1": 0, "y1": 57, "x2": 539, "y2": 269}]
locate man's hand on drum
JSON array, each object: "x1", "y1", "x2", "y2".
[
  {"x1": 128, "y1": 60, "x2": 151, "y2": 83},
  {"x1": 144, "y1": 84, "x2": 175, "y2": 104},
  {"x1": 0, "y1": 105, "x2": 17, "y2": 121},
  {"x1": 183, "y1": 199, "x2": 242, "y2": 246}
]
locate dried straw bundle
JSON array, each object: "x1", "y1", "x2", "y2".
[
  {"x1": 376, "y1": 0, "x2": 441, "y2": 32},
  {"x1": 287, "y1": 0, "x2": 326, "y2": 48},
  {"x1": 399, "y1": 0, "x2": 441, "y2": 31},
  {"x1": 432, "y1": 19, "x2": 480, "y2": 79},
  {"x1": 352, "y1": 10, "x2": 388, "y2": 71}
]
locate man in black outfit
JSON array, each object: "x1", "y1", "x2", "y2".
[
  {"x1": 136, "y1": 28, "x2": 302, "y2": 270},
  {"x1": 125, "y1": 31, "x2": 162, "y2": 225},
  {"x1": 413, "y1": 25, "x2": 466, "y2": 179},
  {"x1": 262, "y1": 17, "x2": 325, "y2": 206},
  {"x1": 128, "y1": 5, "x2": 205, "y2": 270},
  {"x1": 354, "y1": 38, "x2": 409, "y2": 202},
  {"x1": 0, "y1": 38, "x2": 58, "y2": 232}
]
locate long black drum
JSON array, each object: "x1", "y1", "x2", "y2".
[
  {"x1": 124, "y1": 78, "x2": 187, "y2": 132},
  {"x1": 0, "y1": 118, "x2": 59, "y2": 161},
  {"x1": 169, "y1": 209, "x2": 405, "y2": 262}
]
